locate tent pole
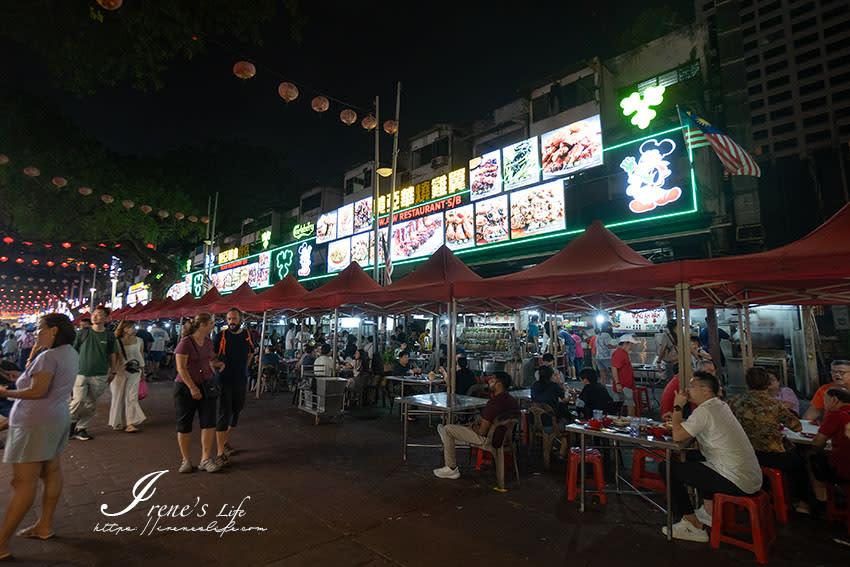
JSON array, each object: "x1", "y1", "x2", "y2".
[
  {"x1": 255, "y1": 310, "x2": 267, "y2": 399},
  {"x1": 449, "y1": 299, "x2": 457, "y2": 397},
  {"x1": 744, "y1": 304, "x2": 754, "y2": 371},
  {"x1": 682, "y1": 284, "x2": 691, "y2": 387},
  {"x1": 675, "y1": 284, "x2": 687, "y2": 392},
  {"x1": 332, "y1": 308, "x2": 339, "y2": 373}
]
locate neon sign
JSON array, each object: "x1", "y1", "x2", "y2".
[
  {"x1": 260, "y1": 230, "x2": 271, "y2": 249},
  {"x1": 620, "y1": 86, "x2": 665, "y2": 130},
  {"x1": 276, "y1": 249, "x2": 294, "y2": 279},
  {"x1": 293, "y1": 223, "x2": 314, "y2": 240},
  {"x1": 297, "y1": 243, "x2": 312, "y2": 277},
  {"x1": 619, "y1": 138, "x2": 682, "y2": 214},
  {"x1": 218, "y1": 245, "x2": 249, "y2": 265}
]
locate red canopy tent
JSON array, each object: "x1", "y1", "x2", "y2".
[
  {"x1": 205, "y1": 282, "x2": 256, "y2": 314},
  {"x1": 179, "y1": 288, "x2": 222, "y2": 317},
  {"x1": 123, "y1": 297, "x2": 171, "y2": 321},
  {"x1": 107, "y1": 305, "x2": 128, "y2": 321},
  {"x1": 361, "y1": 245, "x2": 484, "y2": 312},
  {"x1": 240, "y1": 275, "x2": 309, "y2": 312},
  {"x1": 148, "y1": 293, "x2": 193, "y2": 319},
  {"x1": 301, "y1": 262, "x2": 383, "y2": 310}
]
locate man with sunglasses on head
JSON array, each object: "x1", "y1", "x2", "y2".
[
  {"x1": 662, "y1": 371, "x2": 762, "y2": 543},
  {"x1": 803, "y1": 359, "x2": 850, "y2": 421}
]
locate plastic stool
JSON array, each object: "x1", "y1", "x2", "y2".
[
  {"x1": 634, "y1": 386, "x2": 651, "y2": 417},
  {"x1": 631, "y1": 448, "x2": 665, "y2": 492},
  {"x1": 710, "y1": 491, "x2": 775, "y2": 565},
  {"x1": 567, "y1": 447, "x2": 607, "y2": 504},
  {"x1": 761, "y1": 466, "x2": 790, "y2": 523},
  {"x1": 520, "y1": 409, "x2": 529, "y2": 446},
  {"x1": 474, "y1": 448, "x2": 514, "y2": 470}
]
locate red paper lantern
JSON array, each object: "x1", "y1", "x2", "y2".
[
  {"x1": 78, "y1": 187, "x2": 93, "y2": 196},
  {"x1": 277, "y1": 82, "x2": 299, "y2": 102},
  {"x1": 52, "y1": 177, "x2": 68, "y2": 187},
  {"x1": 140, "y1": 205, "x2": 152, "y2": 214},
  {"x1": 122, "y1": 199, "x2": 134, "y2": 209},
  {"x1": 2, "y1": 237, "x2": 13, "y2": 244},
  {"x1": 188, "y1": 215, "x2": 198, "y2": 223},
  {"x1": 46, "y1": 261, "x2": 54, "y2": 267},
  {"x1": 200, "y1": 216, "x2": 210, "y2": 224},
  {"x1": 0, "y1": 257, "x2": 7, "y2": 262},
  {"x1": 174, "y1": 212, "x2": 185, "y2": 220},
  {"x1": 146, "y1": 243, "x2": 155, "y2": 249},
  {"x1": 157, "y1": 210, "x2": 169, "y2": 218},
  {"x1": 102, "y1": 264, "x2": 109, "y2": 269},
  {"x1": 340, "y1": 109, "x2": 357, "y2": 125},
  {"x1": 101, "y1": 194, "x2": 114, "y2": 204},
  {"x1": 383, "y1": 120, "x2": 399, "y2": 134},
  {"x1": 61, "y1": 242, "x2": 71, "y2": 248},
  {"x1": 361, "y1": 115, "x2": 377, "y2": 130},
  {"x1": 98, "y1": 243, "x2": 107, "y2": 248},
  {"x1": 0, "y1": 154, "x2": 8, "y2": 165},
  {"x1": 22, "y1": 241, "x2": 32, "y2": 246},
  {"x1": 97, "y1": 0, "x2": 122, "y2": 9},
  {"x1": 44, "y1": 244, "x2": 52, "y2": 248},
  {"x1": 233, "y1": 61, "x2": 256, "y2": 80},
  {"x1": 89, "y1": 263, "x2": 96, "y2": 269},
  {"x1": 31, "y1": 259, "x2": 39, "y2": 265},
  {"x1": 311, "y1": 96, "x2": 329, "y2": 113},
  {"x1": 15, "y1": 258, "x2": 23, "y2": 264},
  {"x1": 61, "y1": 262, "x2": 69, "y2": 268},
  {"x1": 23, "y1": 166, "x2": 40, "y2": 177}
]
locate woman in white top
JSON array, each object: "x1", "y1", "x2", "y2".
[{"x1": 109, "y1": 321, "x2": 146, "y2": 432}]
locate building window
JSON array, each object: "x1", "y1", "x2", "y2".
[
  {"x1": 768, "y1": 90, "x2": 792, "y2": 104},
  {"x1": 752, "y1": 114, "x2": 767, "y2": 125},
  {"x1": 801, "y1": 96, "x2": 826, "y2": 111},
  {"x1": 794, "y1": 33, "x2": 820, "y2": 49},
  {"x1": 766, "y1": 75, "x2": 790, "y2": 89},
  {"x1": 832, "y1": 70, "x2": 850, "y2": 86},
  {"x1": 834, "y1": 88, "x2": 850, "y2": 102},
  {"x1": 799, "y1": 80, "x2": 825, "y2": 95},
  {"x1": 828, "y1": 55, "x2": 850, "y2": 70},
  {"x1": 750, "y1": 99, "x2": 765, "y2": 110},
  {"x1": 759, "y1": 15, "x2": 783, "y2": 31},
  {"x1": 805, "y1": 130, "x2": 831, "y2": 143},
  {"x1": 412, "y1": 137, "x2": 449, "y2": 169},
  {"x1": 798, "y1": 64, "x2": 823, "y2": 80},
  {"x1": 795, "y1": 48, "x2": 822, "y2": 65},
  {"x1": 300, "y1": 193, "x2": 321, "y2": 212},
  {"x1": 790, "y1": 1, "x2": 814, "y2": 18},
  {"x1": 791, "y1": 17, "x2": 816, "y2": 34},
  {"x1": 803, "y1": 113, "x2": 829, "y2": 127},
  {"x1": 758, "y1": 0, "x2": 781, "y2": 15},
  {"x1": 746, "y1": 54, "x2": 760, "y2": 66},
  {"x1": 763, "y1": 45, "x2": 787, "y2": 60},
  {"x1": 743, "y1": 25, "x2": 757, "y2": 36},
  {"x1": 753, "y1": 129, "x2": 769, "y2": 140},
  {"x1": 747, "y1": 69, "x2": 762, "y2": 81},
  {"x1": 557, "y1": 75, "x2": 595, "y2": 110},
  {"x1": 772, "y1": 122, "x2": 795, "y2": 136},
  {"x1": 774, "y1": 139, "x2": 797, "y2": 151},
  {"x1": 636, "y1": 61, "x2": 700, "y2": 93},
  {"x1": 769, "y1": 106, "x2": 793, "y2": 120},
  {"x1": 765, "y1": 60, "x2": 788, "y2": 74},
  {"x1": 828, "y1": 36, "x2": 850, "y2": 54},
  {"x1": 531, "y1": 93, "x2": 551, "y2": 122},
  {"x1": 823, "y1": 4, "x2": 850, "y2": 22},
  {"x1": 749, "y1": 84, "x2": 764, "y2": 95}
]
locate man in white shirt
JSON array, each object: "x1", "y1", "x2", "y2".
[
  {"x1": 284, "y1": 323, "x2": 296, "y2": 358},
  {"x1": 664, "y1": 371, "x2": 762, "y2": 542},
  {"x1": 1, "y1": 333, "x2": 19, "y2": 362},
  {"x1": 313, "y1": 344, "x2": 336, "y2": 377}
]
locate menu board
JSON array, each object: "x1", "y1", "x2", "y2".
[
  {"x1": 211, "y1": 252, "x2": 271, "y2": 293},
  {"x1": 350, "y1": 232, "x2": 370, "y2": 267},
  {"x1": 541, "y1": 114, "x2": 603, "y2": 179},
  {"x1": 474, "y1": 195, "x2": 509, "y2": 245},
  {"x1": 502, "y1": 137, "x2": 540, "y2": 190},
  {"x1": 469, "y1": 150, "x2": 502, "y2": 201},
  {"x1": 509, "y1": 180, "x2": 566, "y2": 239},
  {"x1": 354, "y1": 197, "x2": 372, "y2": 233},
  {"x1": 390, "y1": 213, "x2": 444, "y2": 262},
  {"x1": 327, "y1": 237, "x2": 351, "y2": 272},
  {"x1": 445, "y1": 204, "x2": 475, "y2": 250},
  {"x1": 316, "y1": 211, "x2": 337, "y2": 244},
  {"x1": 337, "y1": 203, "x2": 354, "y2": 238}
]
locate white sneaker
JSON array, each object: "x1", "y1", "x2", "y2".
[
  {"x1": 433, "y1": 466, "x2": 460, "y2": 480},
  {"x1": 694, "y1": 505, "x2": 712, "y2": 527},
  {"x1": 661, "y1": 518, "x2": 709, "y2": 543}
]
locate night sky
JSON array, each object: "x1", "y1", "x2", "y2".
[{"x1": 0, "y1": 1, "x2": 690, "y2": 190}]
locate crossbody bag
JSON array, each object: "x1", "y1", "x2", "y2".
[{"x1": 188, "y1": 337, "x2": 221, "y2": 399}]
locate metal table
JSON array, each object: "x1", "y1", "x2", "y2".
[
  {"x1": 398, "y1": 392, "x2": 489, "y2": 461},
  {"x1": 564, "y1": 422, "x2": 689, "y2": 542},
  {"x1": 386, "y1": 375, "x2": 446, "y2": 418}
]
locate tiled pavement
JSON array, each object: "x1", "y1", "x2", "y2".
[{"x1": 0, "y1": 381, "x2": 847, "y2": 566}]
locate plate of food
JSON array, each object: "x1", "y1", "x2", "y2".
[
  {"x1": 541, "y1": 115, "x2": 603, "y2": 178},
  {"x1": 390, "y1": 213, "x2": 444, "y2": 261},
  {"x1": 327, "y1": 238, "x2": 350, "y2": 272},
  {"x1": 474, "y1": 195, "x2": 509, "y2": 245},
  {"x1": 502, "y1": 137, "x2": 540, "y2": 189},
  {"x1": 337, "y1": 203, "x2": 354, "y2": 238},
  {"x1": 316, "y1": 211, "x2": 337, "y2": 244},
  {"x1": 445, "y1": 204, "x2": 475, "y2": 250},
  {"x1": 350, "y1": 232, "x2": 370, "y2": 266},
  {"x1": 354, "y1": 197, "x2": 372, "y2": 232}
]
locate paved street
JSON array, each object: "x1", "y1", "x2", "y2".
[{"x1": 0, "y1": 382, "x2": 846, "y2": 566}]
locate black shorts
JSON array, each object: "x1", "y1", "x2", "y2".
[
  {"x1": 174, "y1": 381, "x2": 216, "y2": 433},
  {"x1": 216, "y1": 382, "x2": 247, "y2": 431}
]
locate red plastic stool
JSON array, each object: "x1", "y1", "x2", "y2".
[
  {"x1": 826, "y1": 483, "x2": 850, "y2": 531},
  {"x1": 474, "y1": 448, "x2": 514, "y2": 470},
  {"x1": 520, "y1": 409, "x2": 529, "y2": 446},
  {"x1": 710, "y1": 491, "x2": 776, "y2": 565},
  {"x1": 760, "y1": 466, "x2": 790, "y2": 523},
  {"x1": 567, "y1": 447, "x2": 607, "y2": 504},
  {"x1": 634, "y1": 386, "x2": 651, "y2": 417},
  {"x1": 631, "y1": 448, "x2": 665, "y2": 492}
]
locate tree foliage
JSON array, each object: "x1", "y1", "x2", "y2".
[{"x1": 0, "y1": 0, "x2": 304, "y2": 96}]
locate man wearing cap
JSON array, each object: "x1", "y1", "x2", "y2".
[{"x1": 611, "y1": 334, "x2": 637, "y2": 417}]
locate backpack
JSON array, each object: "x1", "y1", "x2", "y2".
[
  {"x1": 77, "y1": 327, "x2": 116, "y2": 353},
  {"x1": 661, "y1": 330, "x2": 679, "y2": 363}
]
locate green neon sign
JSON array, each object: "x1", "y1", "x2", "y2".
[
  {"x1": 620, "y1": 85, "x2": 665, "y2": 130},
  {"x1": 293, "y1": 223, "x2": 314, "y2": 240},
  {"x1": 261, "y1": 230, "x2": 271, "y2": 249},
  {"x1": 276, "y1": 249, "x2": 294, "y2": 279}
]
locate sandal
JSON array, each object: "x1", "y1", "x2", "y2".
[{"x1": 17, "y1": 525, "x2": 55, "y2": 540}]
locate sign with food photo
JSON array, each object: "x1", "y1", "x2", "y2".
[
  {"x1": 445, "y1": 204, "x2": 475, "y2": 250},
  {"x1": 390, "y1": 213, "x2": 444, "y2": 261},
  {"x1": 469, "y1": 150, "x2": 502, "y2": 201},
  {"x1": 316, "y1": 211, "x2": 337, "y2": 244},
  {"x1": 541, "y1": 114, "x2": 604, "y2": 179},
  {"x1": 502, "y1": 137, "x2": 540, "y2": 190},
  {"x1": 337, "y1": 203, "x2": 354, "y2": 238},
  {"x1": 353, "y1": 197, "x2": 373, "y2": 233},
  {"x1": 327, "y1": 237, "x2": 351, "y2": 272},
  {"x1": 509, "y1": 180, "x2": 566, "y2": 239},
  {"x1": 474, "y1": 195, "x2": 509, "y2": 245},
  {"x1": 350, "y1": 232, "x2": 371, "y2": 267}
]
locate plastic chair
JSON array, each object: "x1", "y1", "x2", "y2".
[
  {"x1": 631, "y1": 448, "x2": 665, "y2": 492},
  {"x1": 634, "y1": 386, "x2": 651, "y2": 417},
  {"x1": 527, "y1": 403, "x2": 565, "y2": 470},
  {"x1": 567, "y1": 447, "x2": 607, "y2": 504},
  {"x1": 761, "y1": 466, "x2": 790, "y2": 523},
  {"x1": 710, "y1": 491, "x2": 776, "y2": 565},
  {"x1": 471, "y1": 414, "x2": 521, "y2": 490}
]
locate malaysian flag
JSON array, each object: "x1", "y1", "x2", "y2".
[
  {"x1": 678, "y1": 109, "x2": 710, "y2": 149},
  {"x1": 680, "y1": 110, "x2": 761, "y2": 177}
]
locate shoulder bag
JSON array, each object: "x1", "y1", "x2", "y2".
[
  {"x1": 118, "y1": 339, "x2": 141, "y2": 374},
  {"x1": 188, "y1": 337, "x2": 220, "y2": 399}
]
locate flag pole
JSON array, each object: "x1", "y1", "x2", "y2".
[
  {"x1": 385, "y1": 81, "x2": 402, "y2": 286},
  {"x1": 372, "y1": 95, "x2": 380, "y2": 282}
]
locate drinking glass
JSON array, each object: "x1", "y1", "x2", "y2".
[{"x1": 593, "y1": 409, "x2": 603, "y2": 420}]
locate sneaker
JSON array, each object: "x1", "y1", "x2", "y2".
[
  {"x1": 223, "y1": 442, "x2": 237, "y2": 457},
  {"x1": 72, "y1": 429, "x2": 93, "y2": 441},
  {"x1": 694, "y1": 505, "x2": 712, "y2": 527},
  {"x1": 199, "y1": 458, "x2": 221, "y2": 473},
  {"x1": 661, "y1": 518, "x2": 709, "y2": 543},
  {"x1": 433, "y1": 466, "x2": 460, "y2": 480},
  {"x1": 178, "y1": 459, "x2": 194, "y2": 474},
  {"x1": 215, "y1": 454, "x2": 230, "y2": 467},
  {"x1": 69, "y1": 423, "x2": 77, "y2": 439}
]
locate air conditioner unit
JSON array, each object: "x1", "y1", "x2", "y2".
[
  {"x1": 735, "y1": 223, "x2": 765, "y2": 242},
  {"x1": 431, "y1": 156, "x2": 448, "y2": 168}
]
